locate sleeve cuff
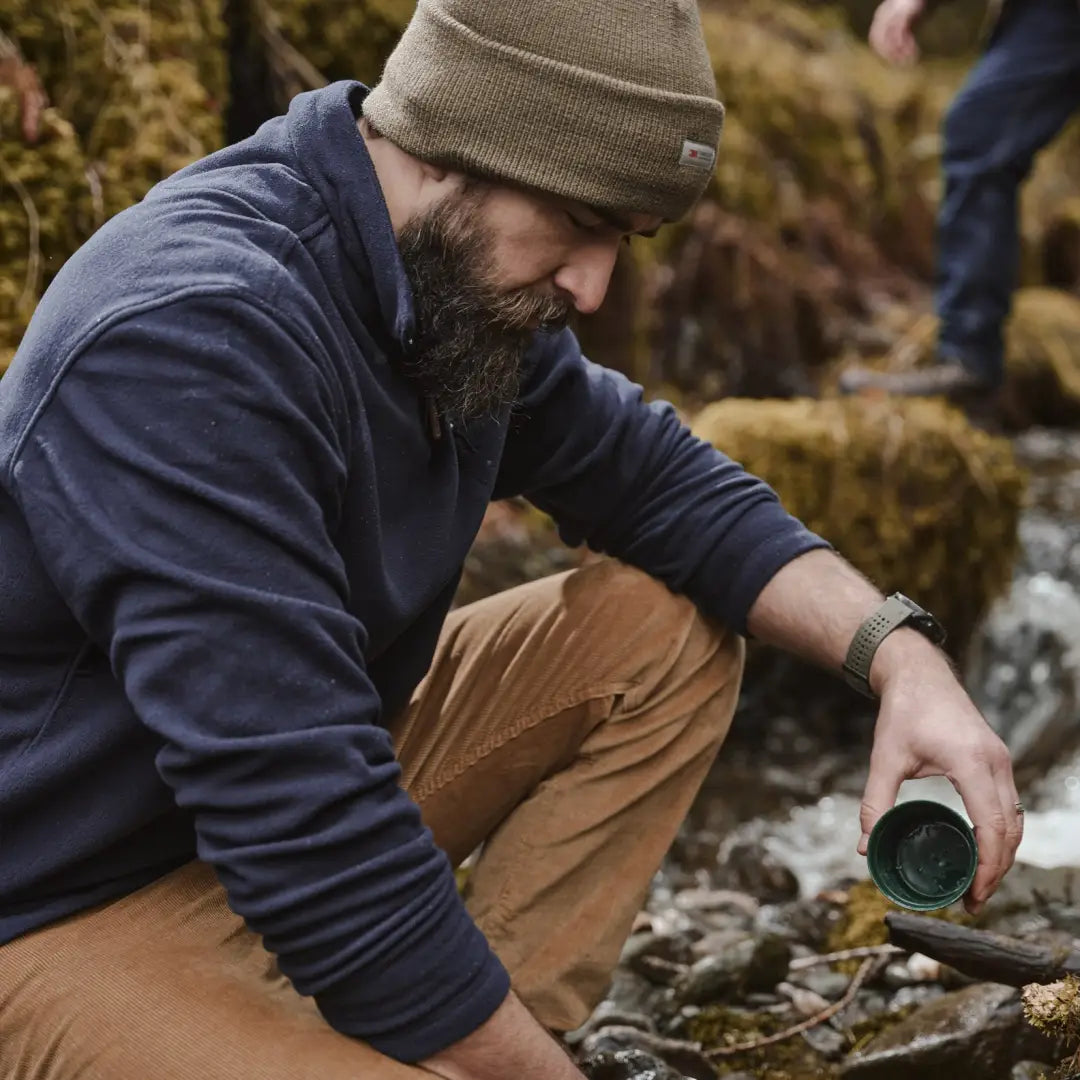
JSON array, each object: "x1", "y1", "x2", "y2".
[{"x1": 315, "y1": 876, "x2": 512, "y2": 1062}]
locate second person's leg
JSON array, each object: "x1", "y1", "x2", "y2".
[{"x1": 936, "y1": 0, "x2": 1080, "y2": 385}]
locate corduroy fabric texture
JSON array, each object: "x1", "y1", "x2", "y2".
[{"x1": 362, "y1": 0, "x2": 725, "y2": 222}]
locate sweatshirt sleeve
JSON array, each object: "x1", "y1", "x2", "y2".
[
  {"x1": 6, "y1": 291, "x2": 509, "y2": 1061},
  {"x1": 494, "y1": 330, "x2": 830, "y2": 633}
]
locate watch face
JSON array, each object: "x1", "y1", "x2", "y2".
[{"x1": 893, "y1": 593, "x2": 946, "y2": 645}]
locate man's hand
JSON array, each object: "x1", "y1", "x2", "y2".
[
  {"x1": 419, "y1": 991, "x2": 584, "y2": 1080},
  {"x1": 861, "y1": 630, "x2": 1024, "y2": 914},
  {"x1": 868, "y1": 0, "x2": 927, "y2": 65},
  {"x1": 747, "y1": 549, "x2": 1023, "y2": 913}
]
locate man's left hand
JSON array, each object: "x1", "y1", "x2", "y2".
[{"x1": 860, "y1": 634, "x2": 1024, "y2": 914}]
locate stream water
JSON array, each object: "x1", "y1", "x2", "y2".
[{"x1": 705, "y1": 427, "x2": 1080, "y2": 899}]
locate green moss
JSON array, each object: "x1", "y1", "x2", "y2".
[
  {"x1": 0, "y1": 88, "x2": 95, "y2": 352},
  {"x1": 86, "y1": 54, "x2": 224, "y2": 218},
  {"x1": 1, "y1": 0, "x2": 226, "y2": 216},
  {"x1": 700, "y1": 2, "x2": 896, "y2": 232},
  {"x1": 846, "y1": 1001, "x2": 920, "y2": 1055},
  {"x1": 1024, "y1": 977, "x2": 1080, "y2": 1079},
  {"x1": 264, "y1": 0, "x2": 412, "y2": 86},
  {"x1": 686, "y1": 1004, "x2": 836, "y2": 1079},
  {"x1": 824, "y1": 879, "x2": 972, "y2": 978},
  {"x1": 691, "y1": 397, "x2": 1024, "y2": 656},
  {"x1": 0, "y1": 0, "x2": 226, "y2": 136}
]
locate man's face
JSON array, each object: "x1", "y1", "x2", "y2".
[{"x1": 397, "y1": 179, "x2": 661, "y2": 421}]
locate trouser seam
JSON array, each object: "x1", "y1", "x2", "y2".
[{"x1": 411, "y1": 679, "x2": 637, "y2": 804}]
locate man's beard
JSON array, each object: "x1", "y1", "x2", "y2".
[{"x1": 396, "y1": 182, "x2": 570, "y2": 421}]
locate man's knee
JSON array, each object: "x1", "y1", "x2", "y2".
[{"x1": 561, "y1": 559, "x2": 744, "y2": 729}]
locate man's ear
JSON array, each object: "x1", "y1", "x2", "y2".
[{"x1": 417, "y1": 157, "x2": 451, "y2": 184}]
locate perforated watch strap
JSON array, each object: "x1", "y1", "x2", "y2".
[{"x1": 842, "y1": 595, "x2": 916, "y2": 698}]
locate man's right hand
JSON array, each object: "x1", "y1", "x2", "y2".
[
  {"x1": 419, "y1": 991, "x2": 585, "y2": 1080},
  {"x1": 868, "y1": 0, "x2": 927, "y2": 64}
]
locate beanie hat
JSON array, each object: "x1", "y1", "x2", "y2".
[{"x1": 362, "y1": 0, "x2": 725, "y2": 223}]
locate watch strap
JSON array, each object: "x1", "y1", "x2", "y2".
[{"x1": 842, "y1": 595, "x2": 918, "y2": 698}]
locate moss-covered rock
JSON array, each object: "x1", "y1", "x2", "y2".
[
  {"x1": 1023, "y1": 976, "x2": 1080, "y2": 1079},
  {"x1": 691, "y1": 396, "x2": 1024, "y2": 653},
  {"x1": 826, "y1": 879, "x2": 971, "y2": 965},
  {"x1": 702, "y1": 2, "x2": 890, "y2": 228},
  {"x1": 1001, "y1": 289, "x2": 1080, "y2": 428},
  {"x1": 0, "y1": 88, "x2": 96, "y2": 353},
  {"x1": 686, "y1": 1001, "x2": 836, "y2": 1078},
  {"x1": 0, "y1": 0, "x2": 226, "y2": 135},
  {"x1": 264, "y1": 0, "x2": 412, "y2": 86},
  {"x1": 1, "y1": 0, "x2": 226, "y2": 216}
]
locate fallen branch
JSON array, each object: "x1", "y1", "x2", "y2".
[
  {"x1": 788, "y1": 944, "x2": 905, "y2": 971},
  {"x1": 885, "y1": 911, "x2": 1080, "y2": 988},
  {"x1": 707, "y1": 954, "x2": 886, "y2": 1058}
]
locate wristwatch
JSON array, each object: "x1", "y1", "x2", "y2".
[{"x1": 842, "y1": 593, "x2": 947, "y2": 698}]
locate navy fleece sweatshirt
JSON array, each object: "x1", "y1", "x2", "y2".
[{"x1": 0, "y1": 82, "x2": 827, "y2": 1059}]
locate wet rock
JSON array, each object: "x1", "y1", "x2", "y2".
[
  {"x1": 967, "y1": 572, "x2": 1080, "y2": 780},
  {"x1": 675, "y1": 941, "x2": 756, "y2": 1006},
  {"x1": 982, "y1": 865, "x2": 1080, "y2": 925},
  {"x1": 713, "y1": 840, "x2": 800, "y2": 904},
  {"x1": 622, "y1": 932, "x2": 695, "y2": 986},
  {"x1": 676, "y1": 935, "x2": 793, "y2": 1006},
  {"x1": 888, "y1": 984, "x2": 947, "y2": 1013},
  {"x1": 836, "y1": 988, "x2": 890, "y2": 1031},
  {"x1": 692, "y1": 924, "x2": 763, "y2": 957},
  {"x1": 840, "y1": 983, "x2": 1055, "y2": 1080},
  {"x1": 882, "y1": 954, "x2": 942, "y2": 990},
  {"x1": 790, "y1": 966, "x2": 852, "y2": 1001},
  {"x1": 801, "y1": 1022, "x2": 848, "y2": 1058},
  {"x1": 603, "y1": 967, "x2": 673, "y2": 1022},
  {"x1": 674, "y1": 889, "x2": 759, "y2": 921},
  {"x1": 579, "y1": 1047, "x2": 685, "y2": 1080},
  {"x1": 755, "y1": 897, "x2": 845, "y2": 950},
  {"x1": 777, "y1": 980, "x2": 830, "y2": 1017},
  {"x1": 1011, "y1": 1063, "x2": 1050, "y2": 1080},
  {"x1": 1042, "y1": 902, "x2": 1080, "y2": 938},
  {"x1": 578, "y1": 1026, "x2": 716, "y2": 1080},
  {"x1": 567, "y1": 1001, "x2": 657, "y2": 1047}
]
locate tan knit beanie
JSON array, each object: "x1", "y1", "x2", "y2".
[{"x1": 362, "y1": 0, "x2": 724, "y2": 222}]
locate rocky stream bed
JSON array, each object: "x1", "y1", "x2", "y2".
[{"x1": 560, "y1": 429, "x2": 1080, "y2": 1080}]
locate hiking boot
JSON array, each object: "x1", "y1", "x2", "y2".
[{"x1": 837, "y1": 362, "x2": 997, "y2": 403}]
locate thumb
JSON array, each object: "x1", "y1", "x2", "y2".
[{"x1": 858, "y1": 759, "x2": 904, "y2": 856}]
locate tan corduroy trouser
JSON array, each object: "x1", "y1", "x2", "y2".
[{"x1": 0, "y1": 559, "x2": 744, "y2": 1079}]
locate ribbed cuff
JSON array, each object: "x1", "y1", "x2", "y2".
[{"x1": 315, "y1": 877, "x2": 511, "y2": 1062}]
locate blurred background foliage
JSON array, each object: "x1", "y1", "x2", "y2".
[{"x1": 5, "y1": 0, "x2": 1080, "y2": 655}]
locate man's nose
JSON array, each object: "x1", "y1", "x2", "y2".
[{"x1": 552, "y1": 242, "x2": 620, "y2": 315}]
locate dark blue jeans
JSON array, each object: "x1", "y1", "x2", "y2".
[{"x1": 937, "y1": 0, "x2": 1080, "y2": 385}]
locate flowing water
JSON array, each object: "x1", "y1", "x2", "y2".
[{"x1": 723, "y1": 428, "x2": 1080, "y2": 898}]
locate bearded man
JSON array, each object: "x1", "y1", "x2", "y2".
[{"x1": 0, "y1": 3, "x2": 1023, "y2": 1079}]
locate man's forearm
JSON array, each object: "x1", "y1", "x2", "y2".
[{"x1": 745, "y1": 548, "x2": 951, "y2": 693}]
